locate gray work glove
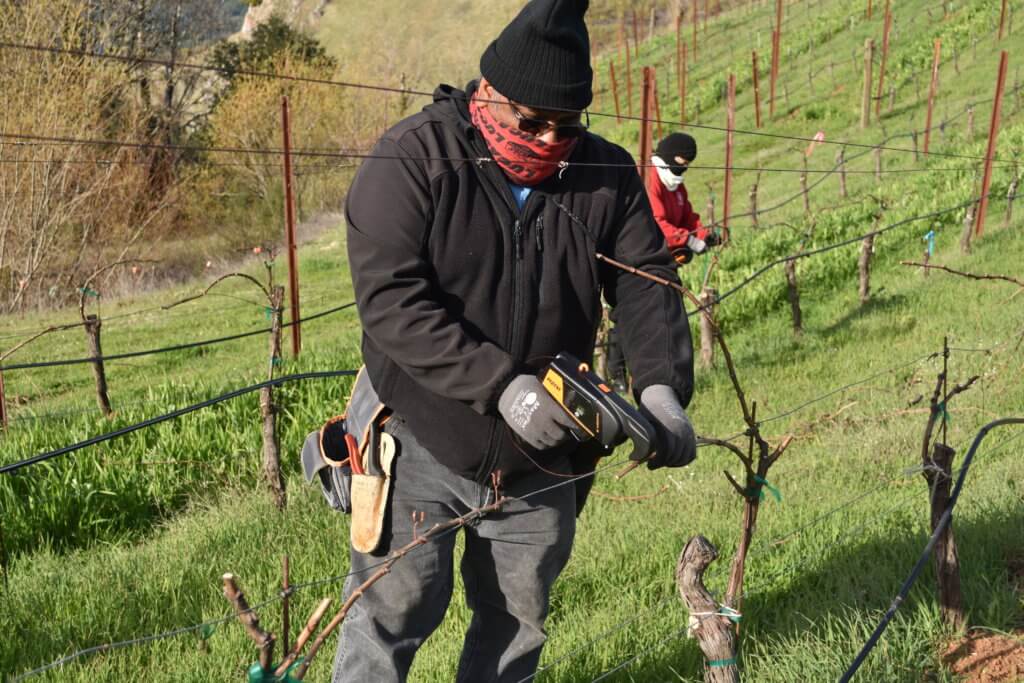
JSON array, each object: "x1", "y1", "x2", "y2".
[
  {"x1": 639, "y1": 385, "x2": 697, "y2": 470},
  {"x1": 686, "y1": 234, "x2": 708, "y2": 254},
  {"x1": 498, "y1": 375, "x2": 575, "y2": 450}
]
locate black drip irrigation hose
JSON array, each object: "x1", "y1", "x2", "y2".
[
  {"x1": 0, "y1": 370, "x2": 358, "y2": 475},
  {"x1": 838, "y1": 417, "x2": 1024, "y2": 682}
]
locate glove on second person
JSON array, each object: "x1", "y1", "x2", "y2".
[
  {"x1": 686, "y1": 234, "x2": 708, "y2": 255},
  {"x1": 498, "y1": 375, "x2": 576, "y2": 450},
  {"x1": 639, "y1": 385, "x2": 697, "y2": 470},
  {"x1": 703, "y1": 231, "x2": 723, "y2": 248}
]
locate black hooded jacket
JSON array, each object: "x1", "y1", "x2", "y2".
[{"x1": 345, "y1": 82, "x2": 693, "y2": 482}]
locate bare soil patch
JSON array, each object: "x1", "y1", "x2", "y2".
[{"x1": 943, "y1": 630, "x2": 1024, "y2": 682}]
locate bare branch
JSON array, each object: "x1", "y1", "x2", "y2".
[
  {"x1": 221, "y1": 573, "x2": 275, "y2": 672},
  {"x1": 77, "y1": 259, "x2": 159, "y2": 321},
  {"x1": 899, "y1": 261, "x2": 1024, "y2": 288},
  {"x1": 162, "y1": 272, "x2": 271, "y2": 311},
  {"x1": 699, "y1": 436, "x2": 750, "y2": 463},
  {"x1": 723, "y1": 470, "x2": 748, "y2": 498},
  {"x1": 1, "y1": 321, "x2": 81, "y2": 362}
]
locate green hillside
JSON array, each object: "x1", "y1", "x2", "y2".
[{"x1": 2, "y1": 0, "x2": 1023, "y2": 680}]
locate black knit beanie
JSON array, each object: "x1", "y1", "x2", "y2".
[
  {"x1": 480, "y1": 0, "x2": 593, "y2": 111},
  {"x1": 656, "y1": 133, "x2": 698, "y2": 171}
]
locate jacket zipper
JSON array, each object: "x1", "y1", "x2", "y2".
[
  {"x1": 468, "y1": 131, "x2": 534, "y2": 483},
  {"x1": 535, "y1": 214, "x2": 544, "y2": 252}
]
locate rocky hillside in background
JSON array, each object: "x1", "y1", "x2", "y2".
[{"x1": 238, "y1": 0, "x2": 333, "y2": 39}]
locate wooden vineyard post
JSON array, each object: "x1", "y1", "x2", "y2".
[
  {"x1": 0, "y1": 369, "x2": 8, "y2": 431},
  {"x1": 874, "y1": 1, "x2": 893, "y2": 119},
  {"x1": 784, "y1": 259, "x2": 802, "y2": 336},
  {"x1": 861, "y1": 38, "x2": 875, "y2": 128},
  {"x1": 960, "y1": 200, "x2": 978, "y2": 253},
  {"x1": 859, "y1": 234, "x2": 875, "y2": 304},
  {"x1": 723, "y1": 74, "x2": 735, "y2": 243},
  {"x1": 261, "y1": 285, "x2": 286, "y2": 510},
  {"x1": 837, "y1": 147, "x2": 848, "y2": 197},
  {"x1": 83, "y1": 314, "x2": 113, "y2": 417},
  {"x1": 1006, "y1": 170, "x2": 1020, "y2": 227},
  {"x1": 975, "y1": 51, "x2": 1009, "y2": 237},
  {"x1": 639, "y1": 67, "x2": 654, "y2": 178},
  {"x1": 609, "y1": 60, "x2": 622, "y2": 123},
  {"x1": 924, "y1": 442, "x2": 965, "y2": 630},
  {"x1": 749, "y1": 172, "x2": 761, "y2": 228},
  {"x1": 918, "y1": 350, "x2": 976, "y2": 632},
  {"x1": 752, "y1": 50, "x2": 763, "y2": 128},
  {"x1": 924, "y1": 40, "x2": 942, "y2": 155},
  {"x1": 699, "y1": 288, "x2": 718, "y2": 368},
  {"x1": 999, "y1": 0, "x2": 1009, "y2": 40},
  {"x1": 281, "y1": 97, "x2": 301, "y2": 358},
  {"x1": 770, "y1": 0, "x2": 783, "y2": 117},
  {"x1": 676, "y1": 536, "x2": 740, "y2": 682}
]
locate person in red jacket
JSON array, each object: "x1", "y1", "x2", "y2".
[{"x1": 646, "y1": 133, "x2": 721, "y2": 264}]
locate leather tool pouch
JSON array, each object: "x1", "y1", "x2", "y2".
[{"x1": 300, "y1": 369, "x2": 394, "y2": 555}]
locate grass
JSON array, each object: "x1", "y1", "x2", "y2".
[{"x1": 2, "y1": 0, "x2": 1023, "y2": 680}]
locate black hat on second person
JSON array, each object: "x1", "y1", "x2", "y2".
[
  {"x1": 480, "y1": 0, "x2": 593, "y2": 111},
  {"x1": 656, "y1": 133, "x2": 698, "y2": 173}
]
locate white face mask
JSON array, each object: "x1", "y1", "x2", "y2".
[{"x1": 652, "y1": 155, "x2": 685, "y2": 191}]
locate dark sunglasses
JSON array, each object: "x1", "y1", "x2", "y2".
[{"x1": 508, "y1": 100, "x2": 589, "y2": 139}]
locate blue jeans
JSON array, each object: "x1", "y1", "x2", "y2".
[{"x1": 332, "y1": 417, "x2": 577, "y2": 683}]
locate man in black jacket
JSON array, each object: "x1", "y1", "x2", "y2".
[{"x1": 336, "y1": 1, "x2": 697, "y2": 680}]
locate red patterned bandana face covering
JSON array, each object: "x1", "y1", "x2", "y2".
[{"x1": 469, "y1": 95, "x2": 578, "y2": 186}]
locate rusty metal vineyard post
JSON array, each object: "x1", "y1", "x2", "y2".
[
  {"x1": 770, "y1": 0, "x2": 783, "y2": 117},
  {"x1": 975, "y1": 51, "x2": 1009, "y2": 237},
  {"x1": 281, "y1": 97, "x2": 301, "y2": 358}
]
